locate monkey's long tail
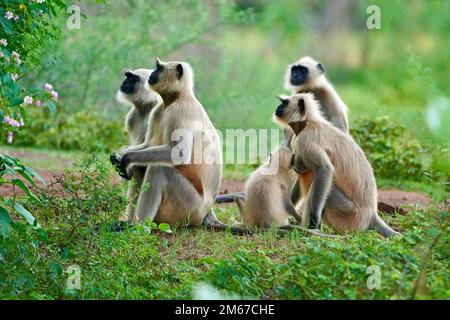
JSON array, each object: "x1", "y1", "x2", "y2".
[
  {"x1": 202, "y1": 210, "x2": 253, "y2": 235},
  {"x1": 215, "y1": 193, "x2": 245, "y2": 204},
  {"x1": 370, "y1": 214, "x2": 400, "y2": 238}
]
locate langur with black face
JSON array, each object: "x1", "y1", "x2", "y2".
[
  {"x1": 284, "y1": 56, "x2": 349, "y2": 133},
  {"x1": 111, "y1": 59, "x2": 227, "y2": 229},
  {"x1": 274, "y1": 93, "x2": 399, "y2": 237},
  {"x1": 284, "y1": 56, "x2": 350, "y2": 206},
  {"x1": 113, "y1": 68, "x2": 162, "y2": 223}
]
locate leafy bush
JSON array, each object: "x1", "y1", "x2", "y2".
[
  {"x1": 351, "y1": 116, "x2": 428, "y2": 180},
  {"x1": 14, "y1": 107, "x2": 126, "y2": 152}
]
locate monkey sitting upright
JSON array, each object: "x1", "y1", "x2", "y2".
[
  {"x1": 111, "y1": 59, "x2": 226, "y2": 228},
  {"x1": 274, "y1": 93, "x2": 399, "y2": 237},
  {"x1": 114, "y1": 68, "x2": 162, "y2": 223},
  {"x1": 235, "y1": 146, "x2": 301, "y2": 228},
  {"x1": 284, "y1": 56, "x2": 349, "y2": 133}
]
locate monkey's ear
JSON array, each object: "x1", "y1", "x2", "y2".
[
  {"x1": 155, "y1": 57, "x2": 162, "y2": 69},
  {"x1": 298, "y1": 98, "x2": 305, "y2": 114},
  {"x1": 317, "y1": 63, "x2": 325, "y2": 74},
  {"x1": 176, "y1": 64, "x2": 184, "y2": 79},
  {"x1": 122, "y1": 70, "x2": 133, "y2": 77},
  {"x1": 277, "y1": 95, "x2": 289, "y2": 103}
]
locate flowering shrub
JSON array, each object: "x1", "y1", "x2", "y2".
[{"x1": 0, "y1": 0, "x2": 68, "y2": 237}]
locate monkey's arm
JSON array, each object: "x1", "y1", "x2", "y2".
[
  {"x1": 290, "y1": 155, "x2": 311, "y2": 205},
  {"x1": 121, "y1": 143, "x2": 191, "y2": 168},
  {"x1": 283, "y1": 196, "x2": 302, "y2": 224},
  {"x1": 118, "y1": 142, "x2": 149, "y2": 154},
  {"x1": 302, "y1": 145, "x2": 334, "y2": 229}
]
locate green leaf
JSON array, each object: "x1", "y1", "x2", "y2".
[
  {"x1": 14, "y1": 202, "x2": 41, "y2": 228},
  {"x1": 0, "y1": 17, "x2": 13, "y2": 35},
  {"x1": 46, "y1": 100, "x2": 57, "y2": 113},
  {"x1": 0, "y1": 206, "x2": 12, "y2": 238},
  {"x1": 11, "y1": 179, "x2": 41, "y2": 203},
  {"x1": 158, "y1": 223, "x2": 172, "y2": 233}
]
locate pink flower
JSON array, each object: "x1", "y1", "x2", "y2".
[
  {"x1": 35, "y1": 100, "x2": 42, "y2": 107},
  {"x1": 0, "y1": 39, "x2": 7, "y2": 46},
  {"x1": 51, "y1": 90, "x2": 58, "y2": 101},
  {"x1": 7, "y1": 132, "x2": 13, "y2": 144},
  {"x1": 3, "y1": 116, "x2": 21, "y2": 127},
  {"x1": 44, "y1": 83, "x2": 53, "y2": 91},
  {"x1": 14, "y1": 15, "x2": 19, "y2": 21},
  {"x1": 11, "y1": 73, "x2": 18, "y2": 82},
  {"x1": 5, "y1": 11, "x2": 14, "y2": 20},
  {"x1": 18, "y1": 114, "x2": 24, "y2": 126},
  {"x1": 23, "y1": 96, "x2": 33, "y2": 105},
  {"x1": 11, "y1": 51, "x2": 21, "y2": 65}
]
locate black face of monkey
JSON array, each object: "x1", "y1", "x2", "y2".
[
  {"x1": 275, "y1": 98, "x2": 289, "y2": 117},
  {"x1": 148, "y1": 60, "x2": 163, "y2": 85},
  {"x1": 120, "y1": 72, "x2": 139, "y2": 94},
  {"x1": 290, "y1": 65, "x2": 309, "y2": 86}
]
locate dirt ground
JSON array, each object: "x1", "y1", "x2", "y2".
[
  {"x1": 0, "y1": 169, "x2": 441, "y2": 212},
  {"x1": 2, "y1": 147, "x2": 446, "y2": 211}
]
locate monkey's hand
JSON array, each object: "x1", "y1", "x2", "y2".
[{"x1": 110, "y1": 153, "x2": 133, "y2": 180}]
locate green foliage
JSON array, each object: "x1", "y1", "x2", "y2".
[
  {"x1": 0, "y1": 0, "x2": 70, "y2": 263},
  {"x1": 14, "y1": 106, "x2": 126, "y2": 152},
  {"x1": 0, "y1": 0, "x2": 67, "y2": 142},
  {"x1": 351, "y1": 116, "x2": 428, "y2": 180},
  {"x1": 206, "y1": 210, "x2": 449, "y2": 299}
]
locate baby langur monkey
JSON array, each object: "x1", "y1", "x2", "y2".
[
  {"x1": 235, "y1": 146, "x2": 300, "y2": 228},
  {"x1": 113, "y1": 68, "x2": 162, "y2": 224},
  {"x1": 231, "y1": 147, "x2": 339, "y2": 237},
  {"x1": 274, "y1": 93, "x2": 399, "y2": 238}
]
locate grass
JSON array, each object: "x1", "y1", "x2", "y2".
[
  {"x1": 1, "y1": 203, "x2": 448, "y2": 299},
  {"x1": 0, "y1": 151, "x2": 448, "y2": 300}
]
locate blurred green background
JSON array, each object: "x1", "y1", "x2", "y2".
[{"x1": 11, "y1": 0, "x2": 450, "y2": 176}]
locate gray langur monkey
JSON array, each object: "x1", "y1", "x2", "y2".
[
  {"x1": 235, "y1": 146, "x2": 301, "y2": 228},
  {"x1": 111, "y1": 59, "x2": 228, "y2": 229},
  {"x1": 284, "y1": 56, "x2": 349, "y2": 133},
  {"x1": 285, "y1": 56, "x2": 349, "y2": 206},
  {"x1": 113, "y1": 68, "x2": 162, "y2": 223},
  {"x1": 226, "y1": 147, "x2": 339, "y2": 238},
  {"x1": 274, "y1": 93, "x2": 399, "y2": 237}
]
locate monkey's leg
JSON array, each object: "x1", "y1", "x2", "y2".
[
  {"x1": 203, "y1": 209, "x2": 252, "y2": 235},
  {"x1": 302, "y1": 148, "x2": 334, "y2": 229},
  {"x1": 134, "y1": 166, "x2": 167, "y2": 223},
  {"x1": 283, "y1": 196, "x2": 302, "y2": 224},
  {"x1": 325, "y1": 184, "x2": 355, "y2": 213},
  {"x1": 135, "y1": 165, "x2": 205, "y2": 223},
  {"x1": 290, "y1": 181, "x2": 301, "y2": 206},
  {"x1": 291, "y1": 155, "x2": 311, "y2": 206},
  {"x1": 123, "y1": 167, "x2": 146, "y2": 223}
]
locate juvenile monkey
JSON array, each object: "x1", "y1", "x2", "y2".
[
  {"x1": 111, "y1": 59, "x2": 225, "y2": 228},
  {"x1": 235, "y1": 146, "x2": 301, "y2": 228},
  {"x1": 284, "y1": 56, "x2": 349, "y2": 133},
  {"x1": 274, "y1": 93, "x2": 399, "y2": 237},
  {"x1": 114, "y1": 68, "x2": 161, "y2": 223}
]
